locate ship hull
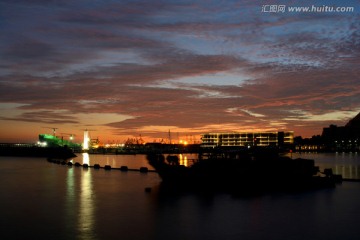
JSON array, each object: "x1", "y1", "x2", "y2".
[{"x1": 147, "y1": 154, "x2": 340, "y2": 194}]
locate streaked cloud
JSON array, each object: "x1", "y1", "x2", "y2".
[{"x1": 0, "y1": 0, "x2": 359, "y2": 142}]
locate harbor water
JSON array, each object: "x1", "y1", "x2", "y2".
[{"x1": 1, "y1": 153, "x2": 360, "y2": 240}]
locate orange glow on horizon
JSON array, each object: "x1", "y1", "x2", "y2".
[{"x1": 0, "y1": 118, "x2": 333, "y2": 144}]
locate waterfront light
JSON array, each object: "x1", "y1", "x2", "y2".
[
  {"x1": 38, "y1": 141, "x2": 47, "y2": 147},
  {"x1": 83, "y1": 130, "x2": 89, "y2": 150},
  {"x1": 82, "y1": 152, "x2": 90, "y2": 165}
]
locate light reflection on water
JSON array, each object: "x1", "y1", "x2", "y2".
[
  {"x1": 1, "y1": 155, "x2": 360, "y2": 240},
  {"x1": 286, "y1": 152, "x2": 360, "y2": 179},
  {"x1": 65, "y1": 167, "x2": 75, "y2": 235},
  {"x1": 71, "y1": 153, "x2": 198, "y2": 170},
  {"x1": 72, "y1": 153, "x2": 152, "y2": 170},
  {"x1": 66, "y1": 154, "x2": 96, "y2": 240},
  {"x1": 79, "y1": 167, "x2": 95, "y2": 240},
  {"x1": 82, "y1": 152, "x2": 90, "y2": 165},
  {"x1": 73, "y1": 152, "x2": 360, "y2": 179},
  {"x1": 179, "y1": 154, "x2": 188, "y2": 167}
]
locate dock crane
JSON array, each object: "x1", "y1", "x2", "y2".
[
  {"x1": 61, "y1": 133, "x2": 76, "y2": 141},
  {"x1": 58, "y1": 133, "x2": 76, "y2": 147},
  {"x1": 42, "y1": 127, "x2": 58, "y2": 136}
]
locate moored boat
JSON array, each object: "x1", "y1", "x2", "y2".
[{"x1": 147, "y1": 149, "x2": 342, "y2": 195}]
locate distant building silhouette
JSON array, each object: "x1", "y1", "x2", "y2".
[{"x1": 321, "y1": 112, "x2": 360, "y2": 151}]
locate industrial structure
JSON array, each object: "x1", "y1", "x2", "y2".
[{"x1": 38, "y1": 134, "x2": 81, "y2": 150}]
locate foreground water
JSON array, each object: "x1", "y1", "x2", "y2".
[{"x1": 1, "y1": 153, "x2": 360, "y2": 240}]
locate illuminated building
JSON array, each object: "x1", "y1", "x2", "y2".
[{"x1": 201, "y1": 131, "x2": 294, "y2": 148}]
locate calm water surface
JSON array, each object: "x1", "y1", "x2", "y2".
[
  {"x1": 1, "y1": 153, "x2": 360, "y2": 240},
  {"x1": 286, "y1": 152, "x2": 360, "y2": 179}
]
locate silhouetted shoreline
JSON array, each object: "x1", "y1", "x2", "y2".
[{"x1": 0, "y1": 143, "x2": 76, "y2": 159}]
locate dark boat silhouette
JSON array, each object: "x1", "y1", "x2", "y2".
[{"x1": 147, "y1": 148, "x2": 342, "y2": 195}]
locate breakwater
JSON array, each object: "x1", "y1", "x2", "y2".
[
  {"x1": 46, "y1": 157, "x2": 156, "y2": 173},
  {"x1": 0, "y1": 143, "x2": 76, "y2": 159}
]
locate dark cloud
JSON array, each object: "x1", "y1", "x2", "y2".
[
  {"x1": 0, "y1": 0, "x2": 360, "y2": 140},
  {"x1": 4, "y1": 39, "x2": 54, "y2": 59},
  {"x1": 0, "y1": 110, "x2": 79, "y2": 124}
]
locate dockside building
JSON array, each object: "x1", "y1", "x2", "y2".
[{"x1": 201, "y1": 131, "x2": 294, "y2": 148}]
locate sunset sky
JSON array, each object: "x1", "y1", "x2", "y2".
[{"x1": 0, "y1": 0, "x2": 359, "y2": 144}]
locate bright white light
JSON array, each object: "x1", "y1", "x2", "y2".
[
  {"x1": 83, "y1": 131, "x2": 89, "y2": 150},
  {"x1": 82, "y1": 153, "x2": 90, "y2": 165}
]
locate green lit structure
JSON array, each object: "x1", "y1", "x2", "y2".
[{"x1": 38, "y1": 134, "x2": 81, "y2": 149}]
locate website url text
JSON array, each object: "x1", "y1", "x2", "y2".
[{"x1": 261, "y1": 5, "x2": 354, "y2": 13}]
